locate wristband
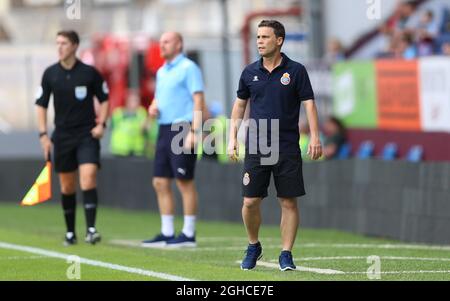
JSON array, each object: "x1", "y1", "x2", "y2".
[{"x1": 39, "y1": 132, "x2": 47, "y2": 138}]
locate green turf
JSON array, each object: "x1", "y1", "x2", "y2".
[{"x1": 0, "y1": 202, "x2": 449, "y2": 281}]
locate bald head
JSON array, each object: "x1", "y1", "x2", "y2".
[{"x1": 160, "y1": 32, "x2": 184, "y2": 61}]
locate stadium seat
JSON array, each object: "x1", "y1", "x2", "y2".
[
  {"x1": 337, "y1": 143, "x2": 351, "y2": 159},
  {"x1": 406, "y1": 145, "x2": 424, "y2": 162},
  {"x1": 357, "y1": 140, "x2": 374, "y2": 159},
  {"x1": 381, "y1": 142, "x2": 398, "y2": 161}
]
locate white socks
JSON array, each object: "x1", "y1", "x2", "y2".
[
  {"x1": 161, "y1": 215, "x2": 175, "y2": 237},
  {"x1": 182, "y1": 215, "x2": 196, "y2": 238},
  {"x1": 161, "y1": 215, "x2": 196, "y2": 238}
]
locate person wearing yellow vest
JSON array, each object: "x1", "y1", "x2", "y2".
[{"x1": 110, "y1": 91, "x2": 148, "y2": 157}]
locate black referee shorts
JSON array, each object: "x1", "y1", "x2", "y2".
[
  {"x1": 51, "y1": 128, "x2": 101, "y2": 173},
  {"x1": 242, "y1": 153, "x2": 305, "y2": 199}
]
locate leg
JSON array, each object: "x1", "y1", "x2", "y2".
[
  {"x1": 175, "y1": 179, "x2": 197, "y2": 216},
  {"x1": 59, "y1": 172, "x2": 77, "y2": 234},
  {"x1": 175, "y1": 179, "x2": 197, "y2": 237},
  {"x1": 242, "y1": 197, "x2": 263, "y2": 244},
  {"x1": 278, "y1": 197, "x2": 299, "y2": 251},
  {"x1": 153, "y1": 177, "x2": 175, "y2": 215},
  {"x1": 153, "y1": 177, "x2": 175, "y2": 237},
  {"x1": 79, "y1": 163, "x2": 98, "y2": 230}
]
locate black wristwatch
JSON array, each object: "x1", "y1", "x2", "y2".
[{"x1": 39, "y1": 131, "x2": 47, "y2": 138}]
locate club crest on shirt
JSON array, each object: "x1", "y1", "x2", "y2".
[
  {"x1": 243, "y1": 172, "x2": 250, "y2": 186},
  {"x1": 280, "y1": 73, "x2": 291, "y2": 85},
  {"x1": 75, "y1": 86, "x2": 87, "y2": 101}
]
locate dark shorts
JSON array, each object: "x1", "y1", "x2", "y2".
[
  {"x1": 51, "y1": 128, "x2": 100, "y2": 173},
  {"x1": 153, "y1": 123, "x2": 197, "y2": 180},
  {"x1": 242, "y1": 153, "x2": 305, "y2": 198}
]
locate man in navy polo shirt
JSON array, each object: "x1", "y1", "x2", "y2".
[
  {"x1": 142, "y1": 32, "x2": 205, "y2": 248},
  {"x1": 228, "y1": 20, "x2": 323, "y2": 271}
]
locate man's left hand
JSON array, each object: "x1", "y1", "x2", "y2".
[{"x1": 91, "y1": 124, "x2": 105, "y2": 139}]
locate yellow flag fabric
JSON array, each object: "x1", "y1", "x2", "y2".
[{"x1": 21, "y1": 162, "x2": 52, "y2": 206}]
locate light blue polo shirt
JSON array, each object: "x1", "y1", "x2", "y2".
[{"x1": 155, "y1": 54, "x2": 204, "y2": 125}]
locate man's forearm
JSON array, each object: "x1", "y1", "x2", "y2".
[
  {"x1": 36, "y1": 106, "x2": 48, "y2": 133},
  {"x1": 304, "y1": 100, "x2": 320, "y2": 140},
  {"x1": 97, "y1": 101, "x2": 109, "y2": 125},
  {"x1": 192, "y1": 92, "x2": 204, "y2": 132},
  {"x1": 230, "y1": 100, "x2": 246, "y2": 140}
]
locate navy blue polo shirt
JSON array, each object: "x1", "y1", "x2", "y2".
[{"x1": 236, "y1": 53, "x2": 315, "y2": 155}]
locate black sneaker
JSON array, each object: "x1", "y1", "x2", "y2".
[
  {"x1": 279, "y1": 250, "x2": 296, "y2": 271},
  {"x1": 166, "y1": 232, "x2": 196, "y2": 248},
  {"x1": 240, "y1": 242, "x2": 263, "y2": 270},
  {"x1": 141, "y1": 233, "x2": 175, "y2": 248},
  {"x1": 85, "y1": 228, "x2": 101, "y2": 245},
  {"x1": 63, "y1": 232, "x2": 77, "y2": 246}
]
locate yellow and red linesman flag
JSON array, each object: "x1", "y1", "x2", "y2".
[{"x1": 21, "y1": 161, "x2": 52, "y2": 206}]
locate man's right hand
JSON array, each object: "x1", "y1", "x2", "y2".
[
  {"x1": 227, "y1": 138, "x2": 239, "y2": 162},
  {"x1": 148, "y1": 102, "x2": 159, "y2": 119},
  {"x1": 39, "y1": 134, "x2": 52, "y2": 161}
]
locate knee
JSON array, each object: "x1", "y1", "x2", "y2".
[
  {"x1": 153, "y1": 178, "x2": 170, "y2": 193},
  {"x1": 243, "y1": 198, "x2": 260, "y2": 210},
  {"x1": 60, "y1": 182, "x2": 76, "y2": 195},
  {"x1": 80, "y1": 173, "x2": 96, "y2": 190},
  {"x1": 280, "y1": 199, "x2": 298, "y2": 210}
]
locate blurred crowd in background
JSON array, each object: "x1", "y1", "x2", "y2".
[{"x1": 1, "y1": 0, "x2": 450, "y2": 163}]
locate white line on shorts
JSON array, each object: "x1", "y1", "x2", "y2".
[{"x1": 0, "y1": 241, "x2": 195, "y2": 281}]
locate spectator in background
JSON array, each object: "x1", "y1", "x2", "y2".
[
  {"x1": 394, "y1": 32, "x2": 417, "y2": 59},
  {"x1": 442, "y1": 42, "x2": 450, "y2": 55},
  {"x1": 323, "y1": 116, "x2": 347, "y2": 160},
  {"x1": 416, "y1": 10, "x2": 439, "y2": 56},
  {"x1": 324, "y1": 38, "x2": 345, "y2": 64},
  {"x1": 393, "y1": 1, "x2": 417, "y2": 34},
  {"x1": 110, "y1": 91, "x2": 148, "y2": 157}
]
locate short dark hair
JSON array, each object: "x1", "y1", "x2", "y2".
[
  {"x1": 57, "y1": 30, "x2": 80, "y2": 45},
  {"x1": 258, "y1": 20, "x2": 286, "y2": 46}
]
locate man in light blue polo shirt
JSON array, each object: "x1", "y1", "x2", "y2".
[{"x1": 142, "y1": 32, "x2": 205, "y2": 248}]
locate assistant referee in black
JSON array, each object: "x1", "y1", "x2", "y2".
[{"x1": 36, "y1": 30, "x2": 109, "y2": 246}]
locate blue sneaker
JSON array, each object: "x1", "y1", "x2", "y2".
[
  {"x1": 240, "y1": 242, "x2": 263, "y2": 270},
  {"x1": 166, "y1": 232, "x2": 196, "y2": 248},
  {"x1": 141, "y1": 233, "x2": 174, "y2": 248},
  {"x1": 279, "y1": 250, "x2": 296, "y2": 271}
]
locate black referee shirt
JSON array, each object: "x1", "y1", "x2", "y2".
[
  {"x1": 237, "y1": 53, "x2": 315, "y2": 154},
  {"x1": 35, "y1": 60, "x2": 109, "y2": 130}
]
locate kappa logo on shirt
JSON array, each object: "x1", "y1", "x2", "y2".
[
  {"x1": 75, "y1": 86, "x2": 87, "y2": 101},
  {"x1": 252, "y1": 76, "x2": 259, "y2": 82}
]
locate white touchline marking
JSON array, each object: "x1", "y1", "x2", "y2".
[
  {"x1": 268, "y1": 256, "x2": 450, "y2": 262},
  {"x1": 299, "y1": 243, "x2": 450, "y2": 251},
  {"x1": 0, "y1": 255, "x2": 47, "y2": 261},
  {"x1": 110, "y1": 239, "x2": 450, "y2": 252},
  {"x1": 234, "y1": 260, "x2": 345, "y2": 274},
  {"x1": 0, "y1": 241, "x2": 196, "y2": 281},
  {"x1": 245, "y1": 260, "x2": 450, "y2": 275}
]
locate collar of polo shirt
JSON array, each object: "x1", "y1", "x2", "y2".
[
  {"x1": 257, "y1": 52, "x2": 289, "y2": 72},
  {"x1": 166, "y1": 53, "x2": 185, "y2": 69}
]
